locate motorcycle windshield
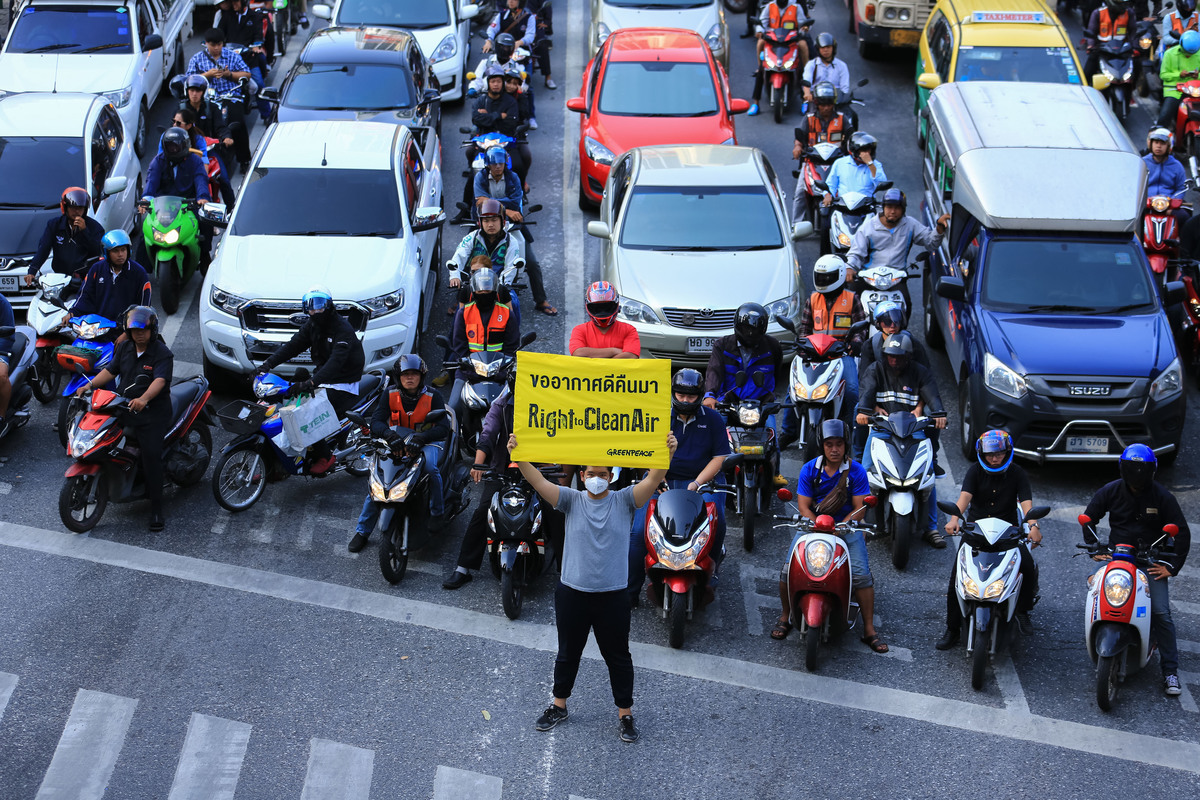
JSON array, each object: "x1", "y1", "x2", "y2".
[
  {"x1": 653, "y1": 489, "x2": 706, "y2": 542},
  {"x1": 882, "y1": 411, "x2": 925, "y2": 439},
  {"x1": 154, "y1": 196, "x2": 185, "y2": 228},
  {"x1": 961, "y1": 529, "x2": 1020, "y2": 553}
]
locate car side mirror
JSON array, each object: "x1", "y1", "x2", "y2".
[
  {"x1": 419, "y1": 88, "x2": 441, "y2": 108},
  {"x1": 586, "y1": 221, "x2": 610, "y2": 239},
  {"x1": 935, "y1": 276, "x2": 965, "y2": 302},
  {"x1": 461, "y1": 2, "x2": 480, "y2": 19},
  {"x1": 566, "y1": 97, "x2": 586, "y2": 113},
  {"x1": 791, "y1": 221, "x2": 814, "y2": 240},
  {"x1": 260, "y1": 86, "x2": 280, "y2": 103},
  {"x1": 730, "y1": 98, "x2": 751, "y2": 115},
  {"x1": 101, "y1": 176, "x2": 128, "y2": 199},
  {"x1": 142, "y1": 33, "x2": 164, "y2": 51},
  {"x1": 413, "y1": 207, "x2": 446, "y2": 232},
  {"x1": 1164, "y1": 280, "x2": 1186, "y2": 305},
  {"x1": 311, "y1": 3, "x2": 333, "y2": 19},
  {"x1": 917, "y1": 73, "x2": 941, "y2": 91}
]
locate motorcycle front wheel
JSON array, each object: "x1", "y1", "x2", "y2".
[
  {"x1": 804, "y1": 625, "x2": 820, "y2": 672},
  {"x1": 1095, "y1": 653, "x2": 1121, "y2": 711},
  {"x1": 891, "y1": 511, "x2": 913, "y2": 570},
  {"x1": 59, "y1": 473, "x2": 109, "y2": 533},
  {"x1": 743, "y1": 480, "x2": 758, "y2": 552},
  {"x1": 668, "y1": 589, "x2": 688, "y2": 649},
  {"x1": 160, "y1": 258, "x2": 183, "y2": 316},
  {"x1": 212, "y1": 444, "x2": 268, "y2": 512},
  {"x1": 501, "y1": 567, "x2": 524, "y2": 620},
  {"x1": 970, "y1": 630, "x2": 990, "y2": 690},
  {"x1": 30, "y1": 349, "x2": 61, "y2": 404},
  {"x1": 379, "y1": 515, "x2": 409, "y2": 584}
]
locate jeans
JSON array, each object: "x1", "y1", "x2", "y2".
[
  {"x1": 861, "y1": 428, "x2": 938, "y2": 532},
  {"x1": 628, "y1": 477, "x2": 726, "y2": 599},
  {"x1": 248, "y1": 65, "x2": 272, "y2": 119},
  {"x1": 354, "y1": 444, "x2": 445, "y2": 535},
  {"x1": 1148, "y1": 573, "x2": 1180, "y2": 676},
  {"x1": 841, "y1": 355, "x2": 859, "y2": 411},
  {"x1": 553, "y1": 582, "x2": 634, "y2": 708}
]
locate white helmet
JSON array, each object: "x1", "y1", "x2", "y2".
[{"x1": 813, "y1": 254, "x2": 848, "y2": 295}]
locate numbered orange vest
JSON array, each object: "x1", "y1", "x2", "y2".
[
  {"x1": 810, "y1": 290, "x2": 855, "y2": 337},
  {"x1": 389, "y1": 390, "x2": 433, "y2": 429},
  {"x1": 807, "y1": 113, "x2": 846, "y2": 145},
  {"x1": 767, "y1": 2, "x2": 800, "y2": 30},
  {"x1": 463, "y1": 302, "x2": 512, "y2": 352},
  {"x1": 1097, "y1": 8, "x2": 1130, "y2": 42}
]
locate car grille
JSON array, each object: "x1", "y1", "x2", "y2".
[
  {"x1": 661, "y1": 307, "x2": 736, "y2": 330},
  {"x1": 1024, "y1": 421, "x2": 1149, "y2": 440},
  {"x1": 915, "y1": 0, "x2": 935, "y2": 29},
  {"x1": 240, "y1": 301, "x2": 369, "y2": 334}
]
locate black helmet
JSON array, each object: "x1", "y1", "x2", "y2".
[
  {"x1": 470, "y1": 268, "x2": 497, "y2": 296},
  {"x1": 392, "y1": 354, "x2": 427, "y2": 391},
  {"x1": 1181, "y1": 0, "x2": 1197, "y2": 17},
  {"x1": 184, "y1": 73, "x2": 209, "y2": 93},
  {"x1": 495, "y1": 32, "x2": 515, "y2": 61},
  {"x1": 125, "y1": 305, "x2": 159, "y2": 337},
  {"x1": 882, "y1": 330, "x2": 913, "y2": 371},
  {"x1": 161, "y1": 127, "x2": 190, "y2": 162},
  {"x1": 1104, "y1": 0, "x2": 1126, "y2": 12},
  {"x1": 484, "y1": 63, "x2": 506, "y2": 88},
  {"x1": 671, "y1": 368, "x2": 704, "y2": 416},
  {"x1": 881, "y1": 187, "x2": 907, "y2": 213},
  {"x1": 812, "y1": 81, "x2": 838, "y2": 106},
  {"x1": 818, "y1": 418, "x2": 849, "y2": 448},
  {"x1": 1118, "y1": 443, "x2": 1157, "y2": 492},
  {"x1": 816, "y1": 32, "x2": 837, "y2": 57},
  {"x1": 734, "y1": 302, "x2": 769, "y2": 347},
  {"x1": 848, "y1": 131, "x2": 877, "y2": 161}
]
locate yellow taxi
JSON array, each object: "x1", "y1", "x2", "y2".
[{"x1": 914, "y1": 0, "x2": 1083, "y2": 140}]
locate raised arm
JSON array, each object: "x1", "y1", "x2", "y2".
[
  {"x1": 633, "y1": 433, "x2": 678, "y2": 508},
  {"x1": 509, "y1": 433, "x2": 560, "y2": 506}
]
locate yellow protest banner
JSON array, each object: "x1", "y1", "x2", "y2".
[{"x1": 511, "y1": 352, "x2": 672, "y2": 468}]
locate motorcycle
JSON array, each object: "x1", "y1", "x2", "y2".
[
  {"x1": 863, "y1": 411, "x2": 936, "y2": 570},
  {"x1": 795, "y1": 142, "x2": 842, "y2": 253},
  {"x1": 1077, "y1": 514, "x2": 1180, "y2": 710},
  {"x1": 761, "y1": 21, "x2": 812, "y2": 124},
  {"x1": 1176, "y1": 258, "x2": 1200, "y2": 380},
  {"x1": 1091, "y1": 38, "x2": 1136, "y2": 121},
  {"x1": 437, "y1": 331, "x2": 536, "y2": 456},
  {"x1": 771, "y1": 496, "x2": 874, "y2": 671},
  {"x1": 1172, "y1": 78, "x2": 1200, "y2": 180},
  {"x1": 1137, "y1": 15, "x2": 1162, "y2": 101},
  {"x1": 0, "y1": 323, "x2": 37, "y2": 443},
  {"x1": 642, "y1": 457, "x2": 742, "y2": 649},
  {"x1": 937, "y1": 500, "x2": 1050, "y2": 691},
  {"x1": 247, "y1": 0, "x2": 291, "y2": 60},
  {"x1": 775, "y1": 316, "x2": 865, "y2": 463},
  {"x1": 54, "y1": 314, "x2": 121, "y2": 448},
  {"x1": 486, "y1": 464, "x2": 562, "y2": 619},
  {"x1": 344, "y1": 410, "x2": 473, "y2": 585},
  {"x1": 26, "y1": 271, "x2": 83, "y2": 404},
  {"x1": 1141, "y1": 191, "x2": 1190, "y2": 289},
  {"x1": 138, "y1": 196, "x2": 228, "y2": 315},
  {"x1": 715, "y1": 373, "x2": 782, "y2": 553},
  {"x1": 816, "y1": 179, "x2": 893, "y2": 258},
  {"x1": 209, "y1": 369, "x2": 387, "y2": 512},
  {"x1": 59, "y1": 375, "x2": 214, "y2": 532}
]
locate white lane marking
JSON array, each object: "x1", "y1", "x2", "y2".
[
  {"x1": 294, "y1": 494, "x2": 319, "y2": 551},
  {"x1": 35, "y1": 689, "x2": 138, "y2": 800},
  {"x1": 3, "y1": 521, "x2": 1200, "y2": 774},
  {"x1": 1178, "y1": 639, "x2": 1200, "y2": 654},
  {"x1": 160, "y1": 278, "x2": 202, "y2": 350},
  {"x1": 1174, "y1": 600, "x2": 1200, "y2": 616},
  {"x1": 432, "y1": 765, "x2": 503, "y2": 800},
  {"x1": 569, "y1": 796, "x2": 600, "y2": 800},
  {"x1": 560, "y1": 0, "x2": 586, "y2": 354},
  {"x1": 248, "y1": 505, "x2": 280, "y2": 544},
  {"x1": 167, "y1": 713, "x2": 252, "y2": 800},
  {"x1": 0, "y1": 672, "x2": 16, "y2": 725},
  {"x1": 299, "y1": 738, "x2": 374, "y2": 800},
  {"x1": 993, "y1": 654, "x2": 1031, "y2": 716},
  {"x1": 0, "y1": 482, "x2": 12, "y2": 496},
  {"x1": 1178, "y1": 670, "x2": 1199, "y2": 714},
  {"x1": 739, "y1": 563, "x2": 778, "y2": 637}
]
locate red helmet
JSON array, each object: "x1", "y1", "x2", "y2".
[
  {"x1": 61, "y1": 186, "x2": 90, "y2": 214},
  {"x1": 585, "y1": 281, "x2": 619, "y2": 327}
]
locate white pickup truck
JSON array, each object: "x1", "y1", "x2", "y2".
[{"x1": 0, "y1": 0, "x2": 195, "y2": 157}]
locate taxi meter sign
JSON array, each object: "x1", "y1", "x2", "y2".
[{"x1": 969, "y1": 10, "x2": 1046, "y2": 22}]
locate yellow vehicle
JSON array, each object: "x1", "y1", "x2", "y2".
[{"x1": 914, "y1": 0, "x2": 1083, "y2": 144}]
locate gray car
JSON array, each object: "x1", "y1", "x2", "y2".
[
  {"x1": 586, "y1": 144, "x2": 813, "y2": 364},
  {"x1": 590, "y1": 0, "x2": 730, "y2": 71}
]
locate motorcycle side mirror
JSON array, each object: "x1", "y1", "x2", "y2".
[
  {"x1": 848, "y1": 319, "x2": 870, "y2": 334},
  {"x1": 937, "y1": 500, "x2": 962, "y2": 517},
  {"x1": 456, "y1": 201, "x2": 470, "y2": 212},
  {"x1": 722, "y1": 453, "x2": 744, "y2": 469},
  {"x1": 734, "y1": 370, "x2": 748, "y2": 388},
  {"x1": 1024, "y1": 505, "x2": 1052, "y2": 522},
  {"x1": 862, "y1": 495, "x2": 878, "y2": 507},
  {"x1": 777, "y1": 488, "x2": 793, "y2": 501},
  {"x1": 811, "y1": 180, "x2": 829, "y2": 194},
  {"x1": 458, "y1": 126, "x2": 474, "y2": 135},
  {"x1": 435, "y1": 334, "x2": 450, "y2": 349},
  {"x1": 856, "y1": 78, "x2": 869, "y2": 88},
  {"x1": 751, "y1": 371, "x2": 765, "y2": 388},
  {"x1": 914, "y1": 251, "x2": 931, "y2": 263},
  {"x1": 425, "y1": 409, "x2": 448, "y2": 424},
  {"x1": 527, "y1": 204, "x2": 543, "y2": 214},
  {"x1": 875, "y1": 181, "x2": 894, "y2": 193},
  {"x1": 520, "y1": 331, "x2": 538, "y2": 347},
  {"x1": 1078, "y1": 514, "x2": 1093, "y2": 526},
  {"x1": 773, "y1": 314, "x2": 797, "y2": 333},
  {"x1": 345, "y1": 411, "x2": 368, "y2": 428},
  {"x1": 792, "y1": 169, "x2": 801, "y2": 179},
  {"x1": 1164, "y1": 523, "x2": 1179, "y2": 538},
  {"x1": 1164, "y1": 280, "x2": 1186, "y2": 305}
]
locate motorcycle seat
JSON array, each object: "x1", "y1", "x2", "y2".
[
  {"x1": 169, "y1": 378, "x2": 205, "y2": 422},
  {"x1": 2, "y1": 332, "x2": 28, "y2": 365},
  {"x1": 357, "y1": 372, "x2": 382, "y2": 397}
]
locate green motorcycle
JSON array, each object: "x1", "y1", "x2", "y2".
[{"x1": 139, "y1": 196, "x2": 226, "y2": 315}]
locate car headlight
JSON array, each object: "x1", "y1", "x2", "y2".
[
  {"x1": 1150, "y1": 357, "x2": 1182, "y2": 403},
  {"x1": 737, "y1": 407, "x2": 761, "y2": 426},
  {"x1": 898, "y1": 8, "x2": 911, "y2": 20},
  {"x1": 766, "y1": 293, "x2": 801, "y2": 321},
  {"x1": 210, "y1": 286, "x2": 247, "y2": 316},
  {"x1": 984, "y1": 352, "x2": 1027, "y2": 400},
  {"x1": 596, "y1": 22, "x2": 611, "y2": 47},
  {"x1": 363, "y1": 290, "x2": 403, "y2": 316},
  {"x1": 103, "y1": 86, "x2": 134, "y2": 108},
  {"x1": 884, "y1": 7, "x2": 898, "y2": 19},
  {"x1": 584, "y1": 136, "x2": 615, "y2": 166},
  {"x1": 805, "y1": 540, "x2": 832, "y2": 577},
  {"x1": 153, "y1": 228, "x2": 180, "y2": 245},
  {"x1": 619, "y1": 298, "x2": 658, "y2": 324},
  {"x1": 705, "y1": 24, "x2": 723, "y2": 52},
  {"x1": 961, "y1": 576, "x2": 980, "y2": 598},
  {"x1": 1103, "y1": 570, "x2": 1133, "y2": 606},
  {"x1": 430, "y1": 33, "x2": 457, "y2": 63}
]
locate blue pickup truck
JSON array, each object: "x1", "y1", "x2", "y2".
[{"x1": 919, "y1": 82, "x2": 1185, "y2": 463}]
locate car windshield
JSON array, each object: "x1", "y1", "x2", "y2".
[
  {"x1": 619, "y1": 186, "x2": 783, "y2": 250},
  {"x1": 598, "y1": 61, "x2": 719, "y2": 117},
  {"x1": 334, "y1": 0, "x2": 449, "y2": 27},
  {"x1": 954, "y1": 46, "x2": 1081, "y2": 84},
  {"x1": 231, "y1": 168, "x2": 403, "y2": 237},
  {"x1": 283, "y1": 64, "x2": 416, "y2": 110},
  {"x1": 981, "y1": 239, "x2": 1157, "y2": 314},
  {"x1": 604, "y1": 0, "x2": 710, "y2": 7},
  {"x1": 0, "y1": 137, "x2": 85, "y2": 207},
  {"x1": 6, "y1": 6, "x2": 133, "y2": 54}
]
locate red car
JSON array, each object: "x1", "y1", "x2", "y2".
[{"x1": 567, "y1": 27, "x2": 750, "y2": 209}]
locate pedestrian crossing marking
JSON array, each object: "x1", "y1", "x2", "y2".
[
  {"x1": 433, "y1": 765, "x2": 503, "y2": 800},
  {"x1": 0, "y1": 672, "x2": 15, "y2": 726},
  {"x1": 167, "y1": 713, "x2": 252, "y2": 800},
  {"x1": 35, "y1": 689, "x2": 138, "y2": 800},
  {"x1": 300, "y1": 738, "x2": 374, "y2": 800}
]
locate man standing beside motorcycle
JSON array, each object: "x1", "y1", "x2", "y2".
[
  {"x1": 794, "y1": 254, "x2": 867, "y2": 434},
  {"x1": 846, "y1": 188, "x2": 949, "y2": 300},
  {"x1": 770, "y1": 419, "x2": 887, "y2": 652},
  {"x1": 821, "y1": 132, "x2": 888, "y2": 253},
  {"x1": 256, "y1": 286, "x2": 365, "y2": 475},
  {"x1": 186, "y1": 29, "x2": 254, "y2": 173},
  {"x1": 447, "y1": 270, "x2": 520, "y2": 424},
  {"x1": 22, "y1": 188, "x2": 104, "y2": 289},
  {"x1": 855, "y1": 331, "x2": 948, "y2": 547},
  {"x1": 936, "y1": 430, "x2": 1040, "y2": 649},
  {"x1": 1081, "y1": 444, "x2": 1191, "y2": 697},
  {"x1": 627, "y1": 369, "x2": 730, "y2": 605},
  {"x1": 75, "y1": 306, "x2": 172, "y2": 532},
  {"x1": 749, "y1": 0, "x2": 810, "y2": 116},
  {"x1": 350, "y1": 355, "x2": 450, "y2": 553},
  {"x1": 569, "y1": 281, "x2": 640, "y2": 359},
  {"x1": 1085, "y1": 0, "x2": 1139, "y2": 86},
  {"x1": 791, "y1": 82, "x2": 855, "y2": 224},
  {"x1": 71, "y1": 231, "x2": 152, "y2": 324}
]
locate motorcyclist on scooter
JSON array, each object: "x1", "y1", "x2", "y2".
[
  {"x1": 447, "y1": 269, "x2": 520, "y2": 421},
  {"x1": 349, "y1": 355, "x2": 452, "y2": 553},
  {"x1": 936, "y1": 430, "x2": 1041, "y2": 650},
  {"x1": 791, "y1": 82, "x2": 856, "y2": 224},
  {"x1": 144, "y1": 127, "x2": 213, "y2": 270},
  {"x1": 1081, "y1": 443, "x2": 1191, "y2": 697},
  {"x1": 801, "y1": 33, "x2": 849, "y2": 103},
  {"x1": 821, "y1": 132, "x2": 888, "y2": 222},
  {"x1": 71, "y1": 230, "x2": 152, "y2": 323},
  {"x1": 627, "y1": 368, "x2": 730, "y2": 605},
  {"x1": 180, "y1": 74, "x2": 248, "y2": 178},
  {"x1": 1143, "y1": 128, "x2": 1192, "y2": 224},
  {"x1": 856, "y1": 331, "x2": 947, "y2": 547},
  {"x1": 469, "y1": 33, "x2": 537, "y2": 120},
  {"x1": 171, "y1": 108, "x2": 237, "y2": 208},
  {"x1": 473, "y1": 66, "x2": 521, "y2": 139},
  {"x1": 503, "y1": 67, "x2": 534, "y2": 187},
  {"x1": 23, "y1": 187, "x2": 104, "y2": 288},
  {"x1": 1157, "y1": 29, "x2": 1200, "y2": 127},
  {"x1": 749, "y1": 0, "x2": 811, "y2": 116},
  {"x1": 187, "y1": 29, "x2": 254, "y2": 173},
  {"x1": 1163, "y1": 0, "x2": 1199, "y2": 51},
  {"x1": 447, "y1": 197, "x2": 527, "y2": 305},
  {"x1": 853, "y1": 300, "x2": 930, "y2": 462},
  {"x1": 256, "y1": 285, "x2": 366, "y2": 475},
  {"x1": 846, "y1": 188, "x2": 949, "y2": 289},
  {"x1": 796, "y1": 254, "x2": 866, "y2": 423},
  {"x1": 770, "y1": 419, "x2": 887, "y2": 653},
  {"x1": 75, "y1": 305, "x2": 172, "y2": 532},
  {"x1": 569, "y1": 281, "x2": 640, "y2": 358},
  {"x1": 1085, "y1": 0, "x2": 1139, "y2": 86},
  {"x1": 215, "y1": 0, "x2": 273, "y2": 119}
]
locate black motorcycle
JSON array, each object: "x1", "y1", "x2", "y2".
[
  {"x1": 438, "y1": 331, "x2": 535, "y2": 456},
  {"x1": 486, "y1": 464, "x2": 561, "y2": 619},
  {"x1": 715, "y1": 373, "x2": 782, "y2": 553}
]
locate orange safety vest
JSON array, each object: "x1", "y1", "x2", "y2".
[
  {"x1": 463, "y1": 302, "x2": 512, "y2": 352},
  {"x1": 1096, "y1": 8, "x2": 1130, "y2": 42},
  {"x1": 767, "y1": 2, "x2": 800, "y2": 30},
  {"x1": 1172, "y1": 12, "x2": 1199, "y2": 36},
  {"x1": 389, "y1": 390, "x2": 434, "y2": 429},
  {"x1": 810, "y1": 290, "x2": 855, "y2": 337},
  {"x1": 807, "y1": 113, "x2": 846, "y2": 145}
]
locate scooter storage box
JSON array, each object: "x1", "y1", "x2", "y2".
[{"x1": 54, "y1": 345, "x2": 101, "y2": 373}]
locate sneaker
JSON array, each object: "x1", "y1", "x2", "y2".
[
  {"x1": 348, "y1": 533, "x2": 369, "y2": 553},
  {"x1": 619, "y1": 714, "x2": 639, "y2": 743},
  {"x1": 1165, "y1": 674, "x2": 1183, "y2": 696},
  {"x1": 535, "y1": 704, "x2": 569, "y2": 731},
  {"x1": 935, "y1": 628, "x2": 959, "y2": 651},
  {"x1": 934, "y1": 463, "x2": 946, "y2": 477},
  {"x1": 1015, "y1": 612, "x2": 1033, "y2": 635},
  {"x1": 299, "y1": 14, "x2": 310, "y2": 28},
  {"x1": 528, "y1": 118, "x2": 539, "y2": 130},
  {"x1": 544, "y1": 77, "x2": 557, "y2": 90},
  {"x1": 748, "y1": 103, "x2": 760, "y2": 116},
  {"x1": 923, "y1": 529, "x2": 947, "y2": 549},
  {"x1": 442, "y1": 570, "x2": 473, "y2": 590},
  {"x1": 773, "y1": 473, "x2": 788, "y2": 488}
]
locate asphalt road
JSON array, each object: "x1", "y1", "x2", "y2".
[{"x1": 1, "y1": 2, "x2": 1199, "y2": 798}]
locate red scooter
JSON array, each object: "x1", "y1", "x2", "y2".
[
  {"x1": 1141, "y1": 193, "x2": 1188, "y2": 288},
  {"x1": 761, "y1": 21, "x2": 811, "y2": 124},
  {"x1": 1173, "y1": 78, "x2": 1200, "y2": 179},
  {"x1": 202, "y1": 136, "x2": 225, "y2": 204},
  {"x1": 772, "y1": 493, "x2": 874, "y2": 671}
]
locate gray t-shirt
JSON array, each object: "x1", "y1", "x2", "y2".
[{"x1": 555, "y1": 486, "x2": 638, "y2": 592}]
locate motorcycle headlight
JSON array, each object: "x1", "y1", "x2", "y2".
[
  {"x1": 983, "y1": 579, "x2": 1007, "y2": 599},
  {"x1": 704, "y1": 24, "x2": 723, "y2": 52},
  {"x1": 430, "y1": 33, "x2": 457, "y2": 63},
  {"x1": 1150, "y1": 357, "x2": 1183, "y2": 403},
  {"x1": 369, "y1": 472, "x2": 387, "y2": 502},
  {"x1": 766, "y1": 293, "x2": 801, "y2": 321},
  {"x1": 1103, "y1": 570, "x2": 1133, "y2": 606},
  {"x1": 487, "y1": 506, "x2": 496, "y2": 532},
  {"x1": 153, "y1": 228, "x2": 180, "y2": 245},
  {"x1": 1140, "y1": 37, "x2": 1153, "y2": 49},
  {"x1": 837, "y1": 232, "x2": 852, "y2": 247},
  {"x1": 363, "y1": 290, "x2": 403, "y2": 317},
  {"x1": 866, "y1": 272, "x2": 899, "y2": 290},
  {"x1": 584, "y1": 136, "x2": 616, "y2": 166},
  {"x1": 783, "y1": 58, "x2": 796, "y2": 70},
  {"x1": 791, "y1": 382, "x2": 808, "y2": 400},
  {"x1": 103, "y1": 85, "x2": 133, "y2": 108},
  {"x1": 1150, "y1": 196, "x2": 1171, "y2": 213},
  {"x1": 596, "y1": 22, "x2": 611, "y2": 47},
  {"x1": 961, "y1": 576, "x2": 980, "y2": 598},
  {"x1": 984, "y1": 352, "x2": 1027, "y2": 400},
  {"x1": 1122, "y1": 66, "x2": 1134, "y2": 81},
  {"x1": 737, "y1": 407, "x2": 761, "y2": 426},
  {"x1": 388, "y1": 477, "x2": 412, "y2": 502},
  {"x1": 531, "y1": 509, "x2": 543, "y2": 535},
  {"x1": 618, "y1": 298, "x2": 658, "y2": 325},
  {"x1": 810, "y1": 384, "x2": 829, "y2": 401},
  {"x1": 209, "y1": 286, "x2": 247, "y2": 316},
  {"x1": 70, "y1": 427, "x2": 104, "y2": 458},
  {"x1": 805, "y1": 540, "x2": 832, "y2": 577}
]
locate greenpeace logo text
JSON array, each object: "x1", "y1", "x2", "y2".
[{"x1": 607, "y1": 448, "x2": 654, "y2": 458}]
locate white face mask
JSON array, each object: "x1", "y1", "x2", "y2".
[{"x1": 584, "y1": 476, "x2": 609, "y2": 495}]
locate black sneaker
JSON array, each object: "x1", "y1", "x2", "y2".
[
  {"x1": 149, "y1": 512, "x2": 165, "y2": 532},
  {"x1": 535, "y1": 704, "x2": 568, "y2": 731},
  {"x1": 619, "y1": 714, "x2": 639, "y2": 743},
  {"x1": 934, "y1": 463, "x2": 946, "y2": 477},
  {"x1": 442, "y1": 570, "x2": 473, "y2": 590},
  {"x1": 1015, "y1": 612, "x2": 1033, "y2": 635},
  {"x1": 935, "y1": 628, "x2": 959, "y2": 651},
  {"x1": 1165, "y1": 674, "x2": 1182, "y2": 697},
  {"x1": 347, "y1": 533, "x2": 369, "y2": 553}
]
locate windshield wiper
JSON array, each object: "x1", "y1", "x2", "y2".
[
  {"x1": 276, "y1": 229, "x2": 357, "y2": 236},
  {"x1": 1098, "y1": 302, "x2": 1156, "y2": 314},
  {"x1": 401, "y1": 21, "x2": 446, "y2": 28},
  {"x1": 25, "y1": 43, "x2": 81, "y2": 53},
  {"x1": 727, "y1": 244, "x2": 781, "y2": 251},
  {"x1": 77, "y1": 43, "x2": 128, "y2": 52},
  {"x1": 1023, "y1": 304, "x2": 1099, "y2": 313},
  {"x1": 658, "y1": 245, "x2": 719, "y2": 251},
  {"x1": 0, "y1": 202, "x2": 47, "y2": 209},
  {"x1": 347, "y1": 231, "x2": 397, "y2": 237}
]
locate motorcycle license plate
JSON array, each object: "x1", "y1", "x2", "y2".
[
  {"x1": 0, "y1": 276, "x2": 18, "y2": 292},
  {"x1": 686, "y1": 337, "x2": 718, "y2": 355},
  {"x1": 1066, "y1": 436, "x2": 1108, "y2": 454},
  {"x1": 889, "y1": 29, "x2": 920, "y2": 47},
  {"x1": 738, "y1": 444, "x2": 765, "y2": 455}
]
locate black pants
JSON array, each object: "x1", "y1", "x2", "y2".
[
  {"x1": 1159, "y1": 95, "x2": 1184, "y2": 129},
  {"x1": 944, "y1": 541, "x2": 1038, "y2": 628},
  {"x1": 129, "y1": 408, "x2": 169, "y2": 515},
  {"x1": 310, "y1": 387, "x2": 357, "y2": 461},
  {"x1": 523, "y1": 242, "x2": 548, "y2": 306},
  {"x1": 553, "y1": 581, "x2": 634, "y2": 708}
]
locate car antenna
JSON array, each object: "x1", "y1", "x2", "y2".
[{"x1": 321, "y1": 143, "x2": 328, "y2": 167}]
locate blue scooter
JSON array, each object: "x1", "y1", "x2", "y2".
[{"x1": 54, "y1": 314, "x2": 120, "y2": 448}]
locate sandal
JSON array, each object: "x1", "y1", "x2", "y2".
[
  {"x1": 536, "y1": 303, "x2": 559, "y2": 316},
  {"x1": 770, "y1": 620, "x2": 793, "y2": 640},
  {"x1": 861, "y1": 634, "x2": 889, "y2": 654}
]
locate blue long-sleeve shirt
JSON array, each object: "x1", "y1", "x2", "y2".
[
  {"x1": 474, "y1": 168, "x2": 524, "y2": 213},
  {"x1": 72, "y1": 259, "x2": 152, "y2": 322},
  {"x1": 825, "y1": 154, "x2": 887, "y2": 200},
  {"x1": 1144, "y1": 152, "x2": 1188, "y2": 199},
  {"x1": 145, "y1": 153, "x2": 211, "y2": 201}
]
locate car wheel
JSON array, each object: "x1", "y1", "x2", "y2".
[
  {"x1": 923, "y1": 274, "x2": 945, "y2": 350},
  {"x1": 132, "y1": 101, "x2": 149, "y2": 157},
  {"x1": 958, "y1": 379, "x2": 979, "y2": 460}
]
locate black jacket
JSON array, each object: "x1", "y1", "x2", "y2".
[
  {"x1": 29, "y1": 215, "x2": 105, "y2": 274},
  {"x1": 370, "y1": 386, "x2": 451, "y2": 444},
  {"x1": 1084, "y1": 479, "x2": 1192, "y2": 576},
  {"x1": 263, "y1": 310, "x2": 365, "y2": 386},
  {"x1": 856, "y1": 360, "x2": 945, "y2": 417},
  {"x1": 472, "y1": 92, "x2": 519, "y2": 137},
  {"x1": 181, "y1": 99, "x2": 232, "y2": 142},
  {"x1": 859, "y1": 331, "x2": 930, "y2": 373},
  {"x1": 72, "y1": 259, "x2": 153, "y2": 321},
  {"x1": 217, "y1": 6, "x2": 272, "y2": 48}
]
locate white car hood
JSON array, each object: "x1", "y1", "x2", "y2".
[
  {"x1": 212, "y1": 236, "x2": 409, "y2": 299},
  {"x1": 0, "y1": 54, "x2": 135, "y2": 94},
  {"x1": 599, "y1": 3, "x2": 719, "y2": 37},
  {"x1": 613, "y1": 247, "x2": 796, "y2": 311}
]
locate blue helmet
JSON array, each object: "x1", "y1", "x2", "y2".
[
  {"x1": 976, "y1": 429, "x2": 1013, "y2": 473},
  {"x1": 301, "y1": 285, "x2": 333, "y2": 315},
  {"x1": 101, "y1": 229, "x2": 131, "y2": 253},
  {"x1": 1182, "y1": 29, "x2": 1200, "y2": 54},
  {"x1": 485, "y1": 146, "x2": 507, "y2": 167},
  {"x1": 872, "y1": 299, "x2": 906, "y2": 329},
  {"x1": 1119, "y1": 443, "x2": 1157, "y2": 491}
]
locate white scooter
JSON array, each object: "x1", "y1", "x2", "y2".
[
  {"x1": 26, "y1": 271, "x2": 79, "y2": 404},
  {"x1": 864, "y1": 411, "x2": 936, "y2": 570},
  {"x1": 816, "y1": 180, "x2": 893, "y2": 257},
  {"x1": 938, "y1": 501, "x2": 1049, "y2": 691}
]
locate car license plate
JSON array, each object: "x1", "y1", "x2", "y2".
[
  {"x1": 0, "y1": 275, "x2": 18, "y2": 292},
  {"x1": 686, "y1": 337, "x2": 718, "y2": 355},
  {"x1": 890, "y1": 29, "x2": 920, "y2": 47},
  {"x1": 1066, "y1": 436, "x2": 1109, "y2": 454}
]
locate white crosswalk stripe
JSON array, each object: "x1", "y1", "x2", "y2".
[
  {"x1": 35, "y1": 689, "x2": 138, "y2": 800},
  {"x1": 433, "y1": 765, "x2": 504, "y2": 800},
  {"x1": 167, "y1": 713, "x2": 252, "y2": 800},
  {"x1": 299, "y1": 738, "x2": 374, "y2": 800},
  {"x1": 0, "y1": 672, "x2": 15, "y2": 725}
]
